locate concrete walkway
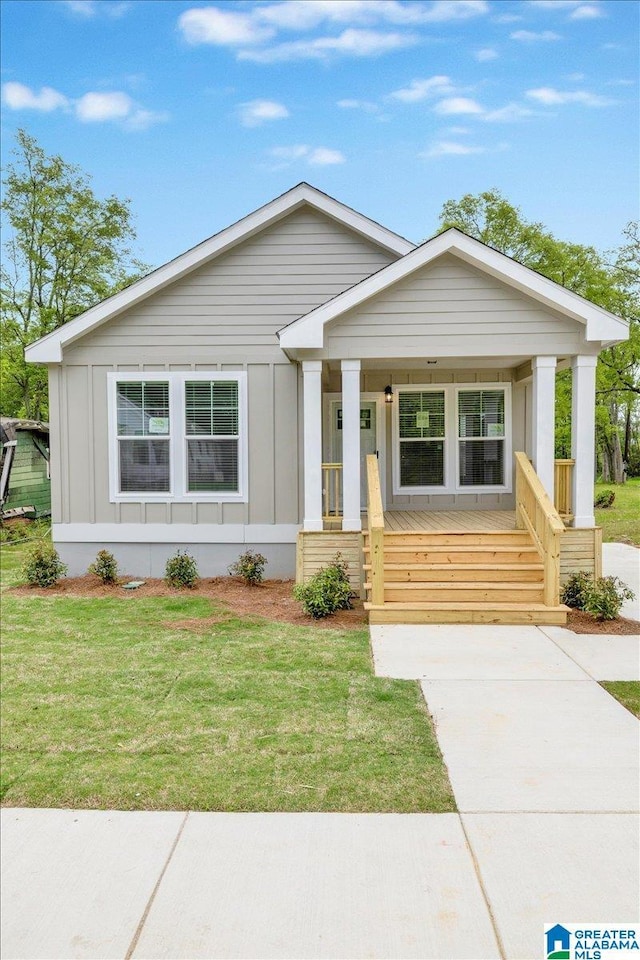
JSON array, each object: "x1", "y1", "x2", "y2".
[
  {"x1": 602, "y1": 541, "x2": 640, "y2": 620},
  {"x1": 371, "y1": 622, "x2": 640, "y2": 958}
]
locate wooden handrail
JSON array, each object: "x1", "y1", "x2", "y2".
[
  {"x1": 366, "y1": 454, "x2": 385, "y2": 605},
  {"x1": 515, "y1": 452, "x2": 564, "y2": 606},
  {"x1": 554, "y1": 459, "x2": 574, "y2": 520},
  {"x1": 322, "y1": 463, "x2": 342, "y2": 521}
]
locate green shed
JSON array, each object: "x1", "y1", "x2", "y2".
[{"x1": 0, "y1": 418, "x2": 51, "y2": 519}]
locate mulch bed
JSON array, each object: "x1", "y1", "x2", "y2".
[{"x1": 10, "y1": 577, "x2": 639, "y2": 635}]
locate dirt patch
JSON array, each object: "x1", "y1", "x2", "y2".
[
  {"x1": 11, "y1": 575, "x2": 369, "y2": 630},
  {"x1": 565, "y1": 608, "x2": 640, "y2": 636}
]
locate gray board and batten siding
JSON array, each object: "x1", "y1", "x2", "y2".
[{"x1": 50, "y1": 207, "x2": 397, "y2": 575}]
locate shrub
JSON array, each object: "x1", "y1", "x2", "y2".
[
  {"x1": 594, "y1": 489, "x2": 615, "y2": 509},
  {"x1": 22, "y1": 544, "x2": 67, "y2": 587},
  {"x1": 165, "y1": 550, "x2": 198, "y2": 588},
  {"x1": 561, "y1": 571, "x2": 593, "y2": 610},
  {"x1": 583, "y1": 576, "x2": 634, "y2": 621},
  {"x1": 0, "y1": 521, "x2": 29, "y2": 543},
  {"x1": 89, "y1": 549, "x2": 119, "y2": 585},
  {"x1": 228, "y1": 550, "x2": 267, "y2": 586},
  {"x1": 293, "y1": 554, "x2": 353, "y2": 619}
]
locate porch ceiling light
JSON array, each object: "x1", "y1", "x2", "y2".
[{"x1": 384, "y1": 385, "x2": 393, "y2": 403}]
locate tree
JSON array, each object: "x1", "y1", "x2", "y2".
[
  {"x1": 439, "y1": 190, "x2": 640, "y2": 481},
  {"x1": 1, "y1": 130, "x2": 147, "y2": 419}
]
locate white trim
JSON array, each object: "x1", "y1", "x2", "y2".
[
  {"x1": 302, "y1": 360, "x2": 323, "y2": 531},
  {"x1": 25, "y1": 184, "x2": 414, "y2": 364},
  {"x1": 52, "y1": 523, "x2": 300, "y2": 543},
  {"x1": 531, "y1": 357, "x2": 556, "y2": 501},
  {"x1": 278, "y1": 229, "x2": 629, "y2": 350},
  {"x1": 341, "y1": 359, "x2": 362, "y2": 531},
  {"x1": 571, "y1": 355, "x2": 597, "y2": 528},
  {"x1": 392, "y1": 382, "x2": 512, "y2": 496},
  {"x1": 107, "y1": 371, "x2": 248, "y2": 503}
]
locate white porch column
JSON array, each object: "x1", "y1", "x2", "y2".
[
  {"x1": 341, "y1": 359, "x2": 362, "y2": 532},
  {"x1": 531, "y1": 356, "x2": 557, "y2": 502},
  {"x1": 571, "y1": 355, "x2": 597, "y2": 528},
  {"x1": 302, "y1": 360, "x2": 323, "y2": 531}
]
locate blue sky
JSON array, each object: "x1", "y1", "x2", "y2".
[{"x1": 1, "y1": 0, "x2": 638, "y2": 269}]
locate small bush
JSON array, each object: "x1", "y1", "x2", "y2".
[
  {"x1": 594, "y1": 489, "x2": 615, "y2": 509},
  {"x1": 561, "y1": 571, "x2": 593, "y2": 609},
  {"x1": 89, "y1": 549, "x2": 119, "y2": 585},
  {"x1": 165, "y1": 550, "x2": 199, "y2": 588},
  {"x1": 228, "y1": 550, "x2": 267, "y2": 586},
  {"x1": 293, "y1": 554, "x2": 353, "y2": 619},
  {"x1": 22, "y1": 544, "x2": 67, "y2": 587},
  {"x1": 583, "y1": 576, "x2": 634, "y2": 621}
]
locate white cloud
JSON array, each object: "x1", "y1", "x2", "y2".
[
  {"x1": 239, "y1": 98, "x2": 289, "y2": 126},
  {"x1": 178, "y1": 7, "x2": 275, "y2": 46},
  {"x1": 308, "y1": 147, "x2": 346, "y2": 165},
  {"x1": 239, "y1": 28, "x2": 415, "y2": 62},
  {"x1": 526, "y1": 86, "x2": 615, "y2": 106},
  {"x1": 2, "y1": 81, "x2": 68, "y2": 111},
  {"x1": 475, "y1": 47, "x2": 498, "y2": 61},
  {"x1": 570, "y1": 4, "x2": 603, "y2": 19},
  {"x1": 62, "y1": 0, "x2": 130, "y2": 17},
  {"x1": 422, "y1": 140, "x2": 487, "y2": 157},
  {"x1": 510, "y1": 29, "x2": 561, "y2": 41},
  {"x1": 434, "y1": 96, "x2": 484, "y2": 115},
  {"x1": 337, "y1": 98, "x2": 379, "y2": 112},
  {"x1": 482, "y1": 102, "x2": 534, "y2": 122},
  {"x1": 389, "y1": 75, "x2": 456, "y2": 102},
  {"x1": 76, "y1": 90, "x2": 133, "y2": 121},
  {"x1": 267, "y1": 143, "x2": 345, "y2": 167}
]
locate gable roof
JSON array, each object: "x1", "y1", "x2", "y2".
[
  {"x1": 26, "y1": 183, "x2": 415, "y2": 364},
  {"x1": 278, "y1": 227, "x2": 629, "y2": 350}
]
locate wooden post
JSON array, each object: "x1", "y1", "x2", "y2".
[{"x1": 366, "y1": 454, "x2": 385, "y2": 606}]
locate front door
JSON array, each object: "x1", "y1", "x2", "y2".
[{"x1": 330, "y1": 399, "x2": 379, "y2": 509}]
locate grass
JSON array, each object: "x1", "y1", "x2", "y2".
[
  {"x1": 601, "y1": 681, "x2": 640, "y2": 718},
  {"x1": 594, "y1": 477, "x2": 640, "y2": 545},
  {"x1": 0, "y1": 542, "x2": 455, "y2": 813}
]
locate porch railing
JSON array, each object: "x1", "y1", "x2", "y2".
[
  {"x1": 322, "y1": 462, "x2": 342, "y2": 524},
  {"x1": 366, "y1": 453, "x2": 385, "y2": 605},
  {"x1": 515, "y1": 452, "x2": 564, "y2": 606},
  {"x1": 554, "y1": 458, "x2": 574, "y2": 522}
]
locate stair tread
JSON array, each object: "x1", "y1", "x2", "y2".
[
  {"x1": 365, "y1": 580, "x2": 543, "y2": 590},
  {"x1": 364, "y1": 545, "x2": 539, "y2": 553},
  {"x1": 365, "y1": 601, "x2": 569, "y2": 611},
  {"x1": 363, "y1": 562, "x2": 544, "y2": 571},
  {"x1": 363, "y1": 530, "x2": 529, "y2": 536}
]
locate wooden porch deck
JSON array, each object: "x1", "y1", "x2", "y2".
[{"x1": 383, "y1": 510, "x2": 517, "y2": 532}]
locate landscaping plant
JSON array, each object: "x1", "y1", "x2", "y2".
[
  {"x1": 228, "y1": 550, "x2": 267, "y2": 586},
  {"x1": 88, "y1": 549, "x2": 119, "y2": 585},
  {"x1": 594, "y1": 489, "x2": 615, "y2": 509},
  {"x1": 582, "y1": 576, "x2": 634, "y2": 621},
  {"x1": 22, "y1": 543, "x2": 67, "y2": 587},
  {"x1": 561, "y1": 571, "x2": 594, "y2": 609},
  {"x1": 294, "y1": 554, "x2": 353, "y2": 619},
  {"x1": 165, "y1": 550, "x2": 199, "y2": 588}
]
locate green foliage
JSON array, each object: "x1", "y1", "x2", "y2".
[
  {"x1": 582, "y1": 576, "x2": 635, "y2": 621},
  {"x1": 228, "y1": 550, "x2": 267, "y2": 585},
  {"x1": 0, "y1": 521, "x2": 29, "y2": 543},
  {"x1": 165, "y1": 550, "x2": 199, "y2": 589},
  {"x1": 1, "y1": 129, "x2": 148, "y2": 419},
  {"x1": 561, "y1": 571, "x2": 594, "y2": 609},
  {"x1": 22, "y1": 543, "x2": 67, "y2": 587},
  {"x1": 88, "y1": 549, "x2": 119, "y2": 585},
  {"x1": 594, "y1": 489, "x2": 615, "y2": 508},
  {"x1": 293, "y1": 554, "x2": 353, "y2": 619},
  {"x1": 562, "y1": 570, "x2": 634, "y2": 620}
]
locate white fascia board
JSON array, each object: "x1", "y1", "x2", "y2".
[
  {"x1": 279, "y1": 229, "x2": 629, "y2": 350},
  {"x1": 25, "y1": 183, "x2": 414, "y2": 365}
]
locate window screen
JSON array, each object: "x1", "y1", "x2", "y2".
[
  {"x1": 116, "y1": 381, "x2": 170, "y2": 492},
  {"x1": 458, "y1": 390, "x2": 505, "y2": 486},
  {"x1": 185, "y1": 381, "x2": 240, "y2": 492},
  {"x1": 398, "y1": 391, "x2": 445, "y2": 487}
]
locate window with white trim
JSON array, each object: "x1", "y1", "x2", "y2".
[
  {"x1": 393, "y1": 382, "x2": 511, "y2": 495},
  {"x1": 108, "y1": 372, "x2": 247, "y2": 502}
]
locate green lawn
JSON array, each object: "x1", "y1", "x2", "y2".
[
  {"x1": 594, "y1": 477, "x2": 640, "y2": 545},
  {"x1": 601, "y1": 681, "x2": 640, "y2": 718},
  {"x1": 0, "y1": 543, "x2": 455, "y2": 813}
]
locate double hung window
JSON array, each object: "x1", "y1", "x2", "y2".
[
  {"x1": 393, "y1": 383, "x2": 510, "y2": 494},
  {"x1": 109, "y1": 372, "x2": 247, "y2": 502}
]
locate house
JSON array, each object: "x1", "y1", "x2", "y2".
[
  {"x1": 25, "y1": 184, "x2": 629, "y2": 623},
  {"x1": 0, "y1": 418, "x2": 51, "y2": 519}
]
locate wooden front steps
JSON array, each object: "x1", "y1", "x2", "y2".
[{"x1": 363, "y1": 529, "x2": 568, "y2": 625}]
